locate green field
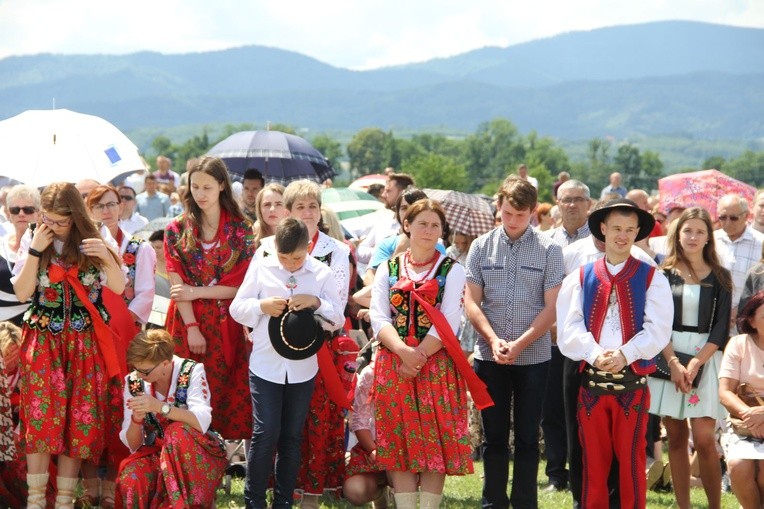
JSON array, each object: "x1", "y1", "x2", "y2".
[{"x1": 214, "y1": 460, "x2": 741, "y2": 508}]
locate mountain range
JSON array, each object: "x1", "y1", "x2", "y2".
[{"x1": 1, "y1": 20, "x2": 763, "y2": 143}]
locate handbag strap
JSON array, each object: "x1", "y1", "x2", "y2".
[{"x1": 739, "y1": 383, "x2": 764, "y2": 406}]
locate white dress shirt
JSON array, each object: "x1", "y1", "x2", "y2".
[
  {"x1": 563, "y1": 236, "x2": 656, "y2": 275},
  {"x1": 119, "y1": 356, "x2": 212, "y2": 452},
  {"x1": 556, "y1": 258, "x2": 673, "y2": 366},
  {"x1": 355, "y1": 209, "x2": 399, "y2": 267},
  {"x1": 119, "y1": 212, "x2": 149, "y2": 235},
  {"x1": 117, "y1": 228, "x2": 156, "y2": 323},
  {"x1": 229, "y1": 255, "x2": 344, "y2": 384},
  {"x1": 370, "y1": 254, "x2": 465, "y2": 343},
  {"x1": 258, "y1": 232, "x2": 350, "y2": 308}
]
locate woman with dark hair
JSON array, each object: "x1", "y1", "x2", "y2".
[
  {"x1": 648, "y1": 207, "x2": 732, "y2": 509},
  {"x1": 164, "y1": 156, "x2": 255, "y2": 441},
  {"x1": 364, "y1": 187, "x2": 447, "y2": 284},
  {"x1": 719, "y1": 291, "x2": 764, "y2": 508},
  {"x1": 369, "y1": 199, "x2": 488, "y2": 508},
  {"x1": 11, "y1": 182, "x2": 126, "y2": 509}
]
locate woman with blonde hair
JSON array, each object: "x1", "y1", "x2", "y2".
[
  {"x1": 164, "y1": 156, "x2": 255, "y2": 441},
  {"x1": 116, "y1": 329, "x2": 226, "y2": 507},
  {"x1": 12, "y1": 182, "x2": 126, "y2": 509},
  {"x1": 648, "y1": 207, "x2": 732, "y2": 509},
  {"x1": 253, "y1": 183, "x2": 288, "y2": 250}
]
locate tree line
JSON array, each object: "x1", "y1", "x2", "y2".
[{"x1": 147, "y1": 118, "x2": 764, "y2": 204}]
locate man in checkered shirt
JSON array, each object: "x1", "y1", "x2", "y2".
[
  {"x1": 714, "y1": 194, "x2": 764, "y2": 325},
  {"x1": 465, "y1": 175, "x2": 564, "y2": 509}
]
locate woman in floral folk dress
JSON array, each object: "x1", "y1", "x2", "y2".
[
  {"x1": 12, "y1": 182, "x2": 126, "y2": 509},
  {"x1": 369, "y1": 199, "x2": 491, "y2": 509},
  {"x1": 164, "y1": 156, "x2": 254, "y2": 440},
  {"x1": 647, "y1": 207, "x2": 732, "y2": 509},
  {"x1": 115, "y1": 329, "x2": 226, "y2": 508},
  {"x1": 80, "y1": 184, "x2": 157, "y2": 507}
]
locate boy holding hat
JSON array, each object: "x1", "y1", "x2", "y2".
[
  {"x1": 556, "y1": 199, "x2": 673, "y2": 509},
  {"x1": 230, "y1": 217, "x2": 344, "y2": 509}
]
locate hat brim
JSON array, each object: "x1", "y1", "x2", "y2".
[
  {"x1": 268, "y1": 309, "x2": 324, "y2": 361},
  {"x1": 588, "y1": 199, "x2": 656, "y2": 243}
]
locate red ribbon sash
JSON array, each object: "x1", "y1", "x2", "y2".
[
  {"x1": 48, "y1": 264, "x2": 124, "y2": 378},
  {"x1": 317, "y1": 342, "x2": 351, "y2": 410},
  {"x1": 391, "y1": 278, "x2": 494, "y2": 410}
]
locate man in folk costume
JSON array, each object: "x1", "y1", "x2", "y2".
[{"x1": 557, "y1": 199, "x2": 673, "y2": 509}]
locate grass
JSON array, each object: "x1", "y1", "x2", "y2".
[{"x1": 214, "y1": 460, "x2": 742, "y2": 508}]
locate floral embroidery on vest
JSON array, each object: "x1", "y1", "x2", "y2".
[
  {"x1": 387, "y1": 256, "x2": 454, "y2": 342},
  {"x1": 122, "y1": 237, "x2": 143, "y2": 302},
  {"x1": 24, "y1": 262, "x2": 109, "y2": 334}
]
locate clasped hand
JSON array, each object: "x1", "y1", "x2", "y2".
[
  {"x1": 126, "y1": 393, "x2": 160, "y2": 421},
  {"x1": 593, "y1": 350, "x2": 627, "y2": 373},
  {"x1": 398, "y1": 346, "x2": 427, "y2": 379},
  {"x1": 260, "y1": 294, "x2": 320, "y2": 317}
]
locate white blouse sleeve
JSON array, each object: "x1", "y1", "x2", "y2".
[
  {"x1": 119, "y1": 374, "x2": 138, "y2": 452},
  {"x1": 557, "y1": 270, "x2": 604, "y2": 365},
  {"x1": 229, "y1": 260, "x2": 266, "y2": 329},
  {"x1": 329, "y1": 240, "x2": 350, "y2": 308},
  {"x1": 187, "y1": 363, "x2": 213, "y2": 434},
  {"x1": 427, "y1": 260, "x2": 466, "y2": 341},
  {"x1": 369, "y1": 262, "x2": 394, "y2": 337},
  {"x1": 128, "y1": 241, "x2": 157, "y2": 323}
]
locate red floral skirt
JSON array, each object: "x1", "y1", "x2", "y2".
[
  {"x1": 373, "y1": 347, "x2": 472, "y2": 475},
  {"x1": 296, "y1": 340, "x2": 347, "y2": 494},
  {"x1": 116, "y1": 422, "x2": 227, "y2": 509},
  {"x1": 167, "y1": 301, "x2": 252, "y2": 440},
  {"x1": 19, "y1": 326, "x2": 109, "y2": 459},
  {"x1": 345, "y1": 443, "x2": 385, "y2": 478}
]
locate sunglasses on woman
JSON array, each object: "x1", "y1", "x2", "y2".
[
  {"x1": 9, "y1": 206, "x2": 37, "y2": 215},
  {"x1": 134, "y1": 362, "x2": 162, "y2": 376}
]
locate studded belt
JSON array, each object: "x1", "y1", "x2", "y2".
[{"x1": 583, "y1": 367, "x2": 647, "y2": 395}]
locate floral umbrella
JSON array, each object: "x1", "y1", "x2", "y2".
[{"x1": 658, "y1": 169, "x2": 757, "y2": 219}]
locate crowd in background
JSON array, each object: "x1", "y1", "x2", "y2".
[{"x1": 0, "y1": 155, "x2": 761, "y2": 509}]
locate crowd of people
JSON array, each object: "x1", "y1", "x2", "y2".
[{"x1": 0, "y1": 154, "x2": 761, "y2": 509}]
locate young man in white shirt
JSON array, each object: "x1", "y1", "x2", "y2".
[
  {"x1": 230, "y1": 217, "x2": 343, "y2": 509},
  {"x1": 557, "y1": 199, "x2": 673, "y2": 509}
]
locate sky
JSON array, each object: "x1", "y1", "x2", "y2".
[{"x1": 1, "y1": 0, "x2": 763, "y2": 70}]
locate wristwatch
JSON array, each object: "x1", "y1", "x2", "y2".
[{"x1": 160, "y1": 403, "x2": 172, "y2": 417}]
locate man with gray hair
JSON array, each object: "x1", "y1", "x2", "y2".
[
  {"x1": 541, "y1": 179, "x2": 591, "y2": 494},
  {"x1": 548, "y1": 180, "x2": 591, "y2": 247},
  {"x1": 600, "y1": 172, "x2": 627, "y2": 199},
  {"x1": 714, "y1": 194, "x2": 764, "y2": 316}
]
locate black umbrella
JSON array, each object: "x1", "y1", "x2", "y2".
[{"x1": 206, "y1": 130, "x2": 336, "y2": 185}]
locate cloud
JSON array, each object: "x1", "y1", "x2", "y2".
[{"x1": 1, "y1": 0, "x2": 762, "y2": 69}]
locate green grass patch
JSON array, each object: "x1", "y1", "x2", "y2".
[{"x1": 214, "y1": 460, "x2": 741, "y2": 507}]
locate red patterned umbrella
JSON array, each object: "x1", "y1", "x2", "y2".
[
  {"x1": 658, "y1": 169, "x2": 757, "y2": 219},
  {"x1": 424, "y1": 188, "x2": 495, "y2": 237}
]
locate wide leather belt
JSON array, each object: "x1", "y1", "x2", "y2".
[{"x1": 583, "y1": 367, "x2": 647, "y2": 395}]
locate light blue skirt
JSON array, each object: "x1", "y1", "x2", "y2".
[{"x1": 648, "y1": 330, "x2": 727, "y2": 420}]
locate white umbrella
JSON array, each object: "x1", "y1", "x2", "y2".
[{"x1": 0, "y1": 109, "x2": 145, "y2": 188}]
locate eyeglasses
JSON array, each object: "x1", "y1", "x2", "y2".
[
  {"x1": 134, "y1": 362, "x2": 162, "y2": 377},
  {"x1": 92, "y1": 201, "x2": 119, "y2": 212},
  {"x1": 120, "y1": 195, "x2": 135, "y2": 201},
  {"x1": 41, "y1": 213, "x2": 72, "y2": 227},
  {"x1": 559, "y1": 197, "x2": 588, "y2": 205},
  {"x1": 718, "y1": 214, "x2": 744, "y2": 222},
  {"x1": 9, "y1": 206, "x2": 37, "y2": 215}
]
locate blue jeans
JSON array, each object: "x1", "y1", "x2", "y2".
[
  {"x1": 244, "y1": 372, "x2": 315, "y2": 509},
  {"x1": 475, "y1": 359, "x2": 549, "y2": 509}
]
